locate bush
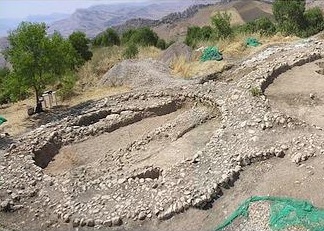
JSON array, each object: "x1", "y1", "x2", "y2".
[
  {"x1": 250, "y1": 87, "x2": 262, "y2": 97},
  {"x1": 234, "y1": 17, "x2": 276, "y2": 36},
  {"x1": 302, "y1": 7, "x2": 324, "y2": 37},
  {"x1": 57, "y1": 73, "x2": 77, "y2": 101},
  {"x1": 255, "y1": 17, "x2": 276, "y2": 36},
  {"x1": 123, "y1": 43, "x2": 139, "y2": 59},
  {"x1": 211, "y1": 12, "x2": 233, "y2": 40},
  {"x1": 185, "y1": 26, "x2": 202, "y2": 47},
  {"x1": 93, "y1": 28, "x2": 120, "y2": 47},
  {"x1": 121, "y1": 27, "x2": 158, "y2": 47},
  {"x1": 156, "y1": 38, "x2": 166, "y2": 50}
]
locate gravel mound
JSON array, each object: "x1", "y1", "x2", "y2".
[
  {"x1": 98, "y1": 59, "x2": 184, "y2": 89},
  {"x1": 159, "y1": 42, "x2": 192, "y2": 66}
]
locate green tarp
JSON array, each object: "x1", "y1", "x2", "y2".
[
  {"x1": 246, "y1": 37, "x2": 261, "y2": 47},
  {"x1": 0, "y1": 116, "x2": 7, "y2": 125},
  {"x1": 215, "y1": 196, "x2": 324, "y2": 231},
  {"x1": 200, "y1": 46, "x2": 223, "y2": 62}
]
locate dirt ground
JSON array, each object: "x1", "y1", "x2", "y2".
[
  {"x1": 0, "y1": 86, "x2": 128, "y2": 136},
  {"x1": 45, "y1": 151, "x2": 324, "y2": 231},
  {"x1": 266, "y1": 58, "x2": 324, "y2": 128}
]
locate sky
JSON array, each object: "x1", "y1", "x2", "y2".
[{"x1": 0, "y1": 0, "x2": 149, "y2": 19}]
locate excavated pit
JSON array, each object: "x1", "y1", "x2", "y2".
[
  {"x1": 265, "y1": 58, "x2": 324, "y2": 128},
  {"x1": 33, "y1": 98, "x2": 220, "y2": 176}
]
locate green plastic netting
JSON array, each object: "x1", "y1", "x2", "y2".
[
  {"x1": 200, "y1": 46, "x2": 223, "y2": 62},
  {"x1": 246, "y1": 37, "x2": 261, "y2": 47},
  {"x1": 215, "y1": 196, "x2": 324, "y2": 231},
  {"x1": 0, "y1": 116, "x2": 7, "y2": 125}
]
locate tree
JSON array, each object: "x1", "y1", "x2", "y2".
[
  {"x1": 93, "y1": 28, "x2": 120, "y2": 47},
  {"x1": 6, "y1": 22, "x2": 79, "y2": 112},
  {"x1": 121, "y1": 27, "x2": 158, "y2": 47},
  {"x1": 121, "y1": 29, "x2": 136, "y2": 45},
  {"x1": 273, "y1": 0, "x2": 306, "y2": 35},
  {"x1": 211, "y1": 12, "x2": 233, "y2": 40},
  {"x1": 68, "y1": 31, "x2": 92, "y2": 63}
]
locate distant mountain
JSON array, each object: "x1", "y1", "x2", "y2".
[
  {"x1": 26, "y1": 13, "x2": 69, "y2": 24},
  {"x1": 0, "y1": 13, "x2": 69, "y2": 36},
  {"x1": 47, "y1": 1, "x2": 210, "y2": 37}
]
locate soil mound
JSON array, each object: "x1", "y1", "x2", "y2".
[
  {"x1": 159, "y1": 42, "x2": 192, "y2": 66},
  {"x1": 98, "y1": 59, "x2": 182, "y2": 89}
]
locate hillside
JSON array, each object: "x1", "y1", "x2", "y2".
[
  {"x1": 47, "y1": 1, "x2": 205, "y2": 37},
  {"x1": 153, "y1": 0, "x2": 273, "y2": 41}
]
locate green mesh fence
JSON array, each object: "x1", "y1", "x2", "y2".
[
  {"x1": 200, "y1": 47, "x2": 223, "y2": 62},
  {"x1": 215, "y1": 196, "x2": 324, "y2": 231},
  {"x1": 246, "y1": 37, "x2": 261, "y2": 47}
]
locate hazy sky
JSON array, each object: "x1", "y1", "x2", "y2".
[{"x1": 0, "y1": 0, "x2": 149, "y2": 19}]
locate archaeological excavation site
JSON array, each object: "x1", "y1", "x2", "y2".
[{"x1": 1, "y1": 36, "x2": 324, "y2": 231}]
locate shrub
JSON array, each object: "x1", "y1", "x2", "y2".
[
  {"x1": 302, "y1": 7, "x2": 324, "y2": 37},
  {"x1": 185, "y1": 26, "x2": 202, "y2": 47},
  {"x1": 123, "y1": 43, "x2": 139, "y2": 59},
  {"x1": 93, "y1": 28, "x2": 120, "y2": 47},
  {"x1": 57, "y1": 73, "x2": 77, "y2": 101},
  {"x1": 211, "y1": 12, "x2": 233, "y2": 40},
  {"x1": 255, "y1": 17, "x2": 276, "y2": 36},
  {"x1": 121, "y1": 27, "x2": 158, "y2": 47},
  {"x1": 234, "y1": 17, "x2": 276, "y2": 36},
  {"x1": 156, "y1": 38, "x2": 166, "y2": 50},
  {"x1": 250, "y1": 87, "x2": 262, "y2": 97}
]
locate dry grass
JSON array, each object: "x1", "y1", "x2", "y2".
[
  {"x1": 65, "y1": 86, "x2": 129, "y2": 107},
  {"x1": 171, "y1": 55, "x2": 228, "y2": 78},
  {"x1": 0, "y1": 98, "x2": 35, "y2": 136},
  {"x1": 77, "y1": 45, "x2": 162, "y2": 90},
  {"x1": 0, "y1": 86, "x2": 129, "y2": 136},
  {"x1": 171, "y1": 33, "x2": 298, "y2": 78},
  {"x1": 77, "y1": 46, "x2": 123, "y2": 90},
  {"x1": 196, "y1": 33, "x2": 298, "y2": 58},
  {"x1": 138, "y1": 46, "x2": 162, "y2": 59}
]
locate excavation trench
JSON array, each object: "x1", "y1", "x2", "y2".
[
  {"x1": 265, "y1": 58, "x2": 324, "y2": 128},
  {"x1": 33, "y1": 99, "x2": 219, "y2": 175}
]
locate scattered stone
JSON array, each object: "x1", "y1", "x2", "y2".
[{"x1": 112, "y1": 216, "x2": 122, "y2": 226}]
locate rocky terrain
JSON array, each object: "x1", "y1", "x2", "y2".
[{"x1": 1, "y1": 35, "x2": 324, "y2": 231}]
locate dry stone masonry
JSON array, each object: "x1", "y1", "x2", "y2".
[{"x1": 1, "y1": 38, "x2": 324, "y2": 230}]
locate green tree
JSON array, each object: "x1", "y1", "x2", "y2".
[
  {"x1": 211, "y1": 12, "x2": 233, "y2": 40},
  {"x1": 104, "y1": 28, "x2": 120, "y2": 46},
  {"x1": 6, "y1": 22, "x2": 79, "y2": 112},
  {"x1": 273, "y1": 0, "x2": 306, "y2": 35},
  {"x1": 121, "y1": 29, "x2": 136, "y2": 45},
  {"x1": 68, "y1": 31, "x2": 93, "y2": 63},
  {"x1": 93, "y1": 28, "x2": 120, "y2": 47},
  {"x1": 121, "y1": 27, "x2": 158, "y2": 46}
]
